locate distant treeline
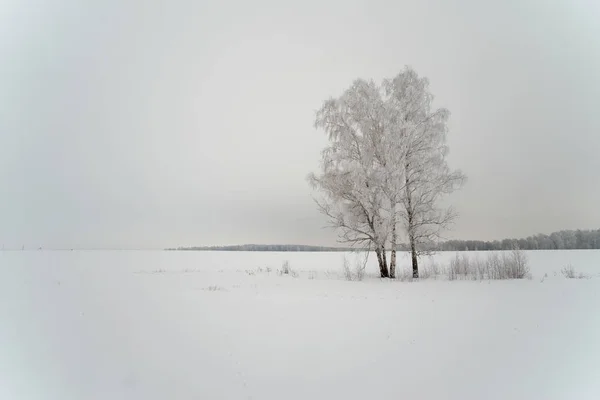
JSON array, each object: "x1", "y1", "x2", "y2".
[
  {"x1": 167, "y1": 229, "x2": 600, "y2": 252},
  {"x1": 433, "y1": 229, "x2": 600, "y2": 251},
  {"x1": 165, "y1": 244, "x2": 352, "y2": 252}
]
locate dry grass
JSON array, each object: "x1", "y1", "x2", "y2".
[
  {"x1": 342, "y1": 253, "x2": 367, "y2": 281},
  {"x1": 446, "y1": 249, "x2": 531, "y2": 281},
  {"x1": 561, "y1": 265, "x2": 590, "y2": 279}
]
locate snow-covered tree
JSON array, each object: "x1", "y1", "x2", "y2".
[
  {"x1": 310, "y1": 67, "x2": 465, "y2": 279},
  {"x1": 383, "y1": 68, "x2": 466, "y2": 278},
  {"x1": 308, "y1": 79, "x2": 392, "y2": 277}
]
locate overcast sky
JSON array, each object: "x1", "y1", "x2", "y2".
[{"x1": 1, "y1": 0, "x2": 599, "y2": 249}]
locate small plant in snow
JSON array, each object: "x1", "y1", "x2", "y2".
[
  {"x1": 448, "y1": 253, "x2": 471, "y2": 280},
  {"x1": 562, "y1": 265, "x2": 590, "y2": 279},
  {"x1": 342, "y1": 256, "x2": 353, "y2": 281},
  {"x1": 561, "y1": 265, "x2": 576, "y2": 278},
  {"x1": 429, "y1": 261, "x2": 441, "y2": 277},
  {"x1": 341, "y1": 253, "x2": 368, "y2": 281},
  {"x1": 204, "y1": 285, "x2": 225, "y2": 292},
  {"x1": 418, "y1": 265, "x2": 431, "y2": 280},
  {"x1": 395, "y1": 268, "x2": 414, "y2": 282},
  {"x1": 324, "y1": 270, "x2": 339, "y2": 280},
  {"x1": 278, "y1": 261, "x2": 297, "y2": 277}
]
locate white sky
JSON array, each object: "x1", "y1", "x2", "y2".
[{"x1": 1, "y1": 0, "x2": 600, "y2": 249}]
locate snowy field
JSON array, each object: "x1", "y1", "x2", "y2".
[{"x1": 1, "y1": 250, "x2": 599, "y2": 400}]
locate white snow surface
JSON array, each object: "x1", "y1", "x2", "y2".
[{"x1": 1, "y1": 250, "x2": 599, "y2": 400}]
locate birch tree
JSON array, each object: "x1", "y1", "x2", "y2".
[
  {"x1": 308, "y1": 79, "x2": 391, "y2": 278},
  {"x1": 384, "y1": 68, "x2": 466, "y2": 278},
  {"x1": 310, "y1": 67, "x2": 465, "y2": 279}
]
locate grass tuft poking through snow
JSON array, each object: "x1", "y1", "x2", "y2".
[
  {"x1": 342, "y1": 254, "x2": 367, "y2": 281},
  {"x1": 203, "y1": 285, "x2": 226, "y2": 292},
  {"x1": 561, "y1": 265, "x2": 591, "y2": 279},
  {"x1": 280, "y1": 260, "x2": 291, "y2": 275}
]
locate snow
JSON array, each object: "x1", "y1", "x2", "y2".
[{"x1": 1, "y1": 250, "x2": 599, "y2": 400}]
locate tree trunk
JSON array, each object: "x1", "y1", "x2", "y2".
[
  {"x1": 405, "y1": 162, "x2": 418, "y2": 278},
  {"x1": 410, "y1": 235, "x2": 418, "y2": 278},
  {"x1": 390, "y1": 223, "x2": 397, "y2": 279},
  {"x1": 375, "y1": 247, "x2": 383, "y2": 269},
  {"x1": 381, "y1": 245, "x2": 387, "y2": 273},
  {"x1": 375, "y1": 246, "x2": 389, "y2": 278}
]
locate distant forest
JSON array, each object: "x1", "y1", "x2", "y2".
[
  {"x1": 166, "y1": 244, "x2": 350, "y2": 252},
  {"x1": 167, "y1": 229, "x2": 600, "y2": 252},
  {"x1": 435, "y1": 228, "x2": 600, "y2": 251}
]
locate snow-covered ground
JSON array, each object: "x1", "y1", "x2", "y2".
[{"x1": 1, "y1": 250, "x2": 599, "y2": 400}]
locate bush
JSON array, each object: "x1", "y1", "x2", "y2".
[
  {"x1": 277, "y1": 261, "x2": 298, "y2": 277},
  {"x1": 342, "y1": 256, "x2": 353, "y2": 281},
  {"x1": 447, "y1": 249, "x2": 530, "y2": 280},
  {"x1": 429, "y1": 260, "x2": 441, "y2": 277},
  {"x1": 341, "y1": 253, "x2": 367, "y2": 281},
  {"x1": 562, "y1": 265, "x2": 590, "y2": 279},
  {"x1": 448, "y1": 253, "x2": 469, "y2": 280},
  {"x1": 506, "y1": 247, "x2": 530, "y2": 279},
  {"x1": 419, "y1": 266, "x2": 431, "y2": 280}
]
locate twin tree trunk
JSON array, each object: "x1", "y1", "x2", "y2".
[
  {"x1": 374, "y1": 216, "x2": 414, "y2": 279},
  {"x1": 375, "y1": 246, "x2": 389, "y2": 278},
  {"x1": 375, "y1": 243, "x2": 415, "y2": 279}
]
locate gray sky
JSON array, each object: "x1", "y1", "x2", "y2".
[{"x1": 1, "y1": 0, "x2": 599, "y2": 249}]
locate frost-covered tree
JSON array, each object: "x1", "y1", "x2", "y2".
[
  {"x1": 383, "y1": 68, "x2": 466, "y2": 278},
  {"x1": 308, "y1": 79, "x2": 392, "y2": 277},
  {"x1": 309, "y1": 67, "x2": 465, "y2": 279}
]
